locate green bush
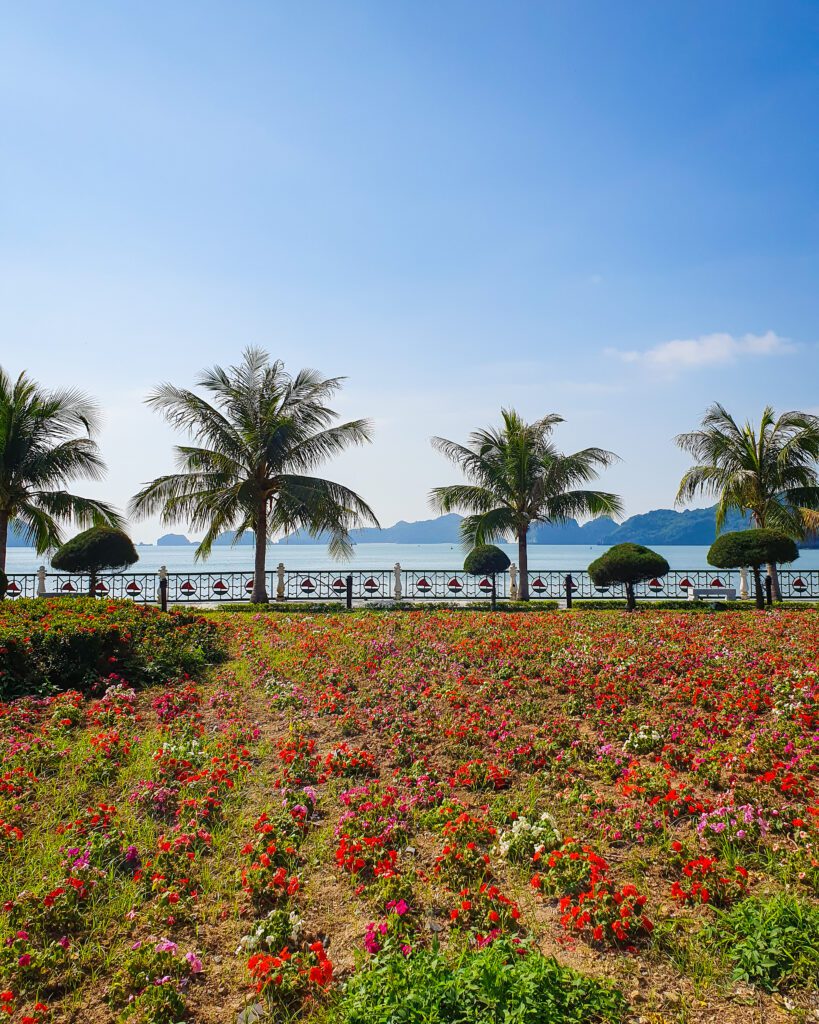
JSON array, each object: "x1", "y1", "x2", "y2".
[
  {"x1": 708, "y1": 529, "x2": 799, "y2": 570},
  {"x1": 571, "y1": 600, "x2": 752, "y2": 612},
  {"x1": 708, "y1": 529, "x2": 799, "y2": 608},
  {"x1": 206, "y1": 601, "x2": 560, "y2": 615},
  {"x1": 463, "y1": 545, "x2": 511, "y2": 576},
  {"x1": 332, "y1": 939, "x2": 625, "y2": 1024},
  {"x1": 710, "y1": 894, "x2": 819, "y2": 992},
  {"x1": 0, "y1": 598, "x2": 226, "y2": 699},
  {"x1": 588, "y1": 544, "x2": 670, "y2": 611},
  {"x1": 51, "y1": 526, "x2": 138, "y2": 595}
]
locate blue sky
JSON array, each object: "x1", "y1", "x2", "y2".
[{"x1": 2, "y1": 2, "x2": 818, "y2": 539}]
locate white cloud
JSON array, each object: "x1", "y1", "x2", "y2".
[{"x1": 607, "y1": 331, "x2": 795, "y2": 374}]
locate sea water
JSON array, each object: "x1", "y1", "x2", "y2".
[{"x1": 6, "y1": 543, "x2": 819, "y2": 575}]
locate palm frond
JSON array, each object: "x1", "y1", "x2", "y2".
[
  {"x1": 428, "y1": 484, "x2": 500, "y2": 516},
  {"x1": 32, "y1": 491, "x2": 124, "y2": 530},
  {"x1": 460, "y1": 507, "x2": 517, "y2": 547},
  {"x1": 0, "y1": 368, "x2": 114, "y2": 569}
]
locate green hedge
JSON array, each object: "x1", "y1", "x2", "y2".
[
  {"x1": 0, "y1": 598, "x2": 226, "y2": 699},
  {"x1": 569, "y1": 600, "x2": 819, "y2": 612},
  {"x1": 206, "y1": 600, "x2": 560, "y2": 614}
]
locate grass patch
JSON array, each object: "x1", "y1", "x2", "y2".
[
  {"x1": 709, "y1": 894, "x2": 819, "y2": 992},
  {"x1": 326, "y1": 939, "x2": 625, "y2": 1024}
]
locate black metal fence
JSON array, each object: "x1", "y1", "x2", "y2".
[{"x1": 4, "y1": 566, "x2": 819, "y2": 603}]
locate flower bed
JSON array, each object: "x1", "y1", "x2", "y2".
[
  {"x1": 1, "y1": 608, "x2": 818, "y2": 1021},
  {"x1": 0, "y1": 598, "x2": 226, "y2": 698}
]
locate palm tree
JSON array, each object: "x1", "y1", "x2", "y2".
[
  {"x1": 675, "y1": 403, "x2": 819, "y2": 599},
  {"x1": 0, "y1": 368, "x2": 122, "y2": 576},
  {"x1": 129, "y1": 348, "x2": 379, "y2": 603},
  {"x1": 430, "y1": 409, "x2": 622, "y2": 600}
]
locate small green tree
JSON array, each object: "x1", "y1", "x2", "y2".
[
  {"x1": 463, "y1": 544, "x2": 511, "y2": 610},
  {"x1": 588, "y1": 543, "x2": 670, "y2": 611},
  {"x1": 708, "y1": 530, "x2": 798, "y2": 610},
  {"x1": 51, "y1": 526, "x2": 138, "y2": 596}
]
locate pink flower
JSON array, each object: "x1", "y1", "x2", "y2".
[
  {"x1": 185, "y1": 952, "x2": 203, "y2": 973},
  {"x1": 18, "y1": 954, "x2": 31, "y2": 967}
]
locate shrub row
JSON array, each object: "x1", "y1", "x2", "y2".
[
  {"x1": 569, "y1": 599, "x2": 819, "y2": 611},
  {"x1": 0, "y1": 598, "x2": 226, "y2": 699},
  {"x1": 203, "y1": 600, "x2": 562, "y2": 614}
]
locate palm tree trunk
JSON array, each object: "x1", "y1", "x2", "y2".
[
  {"x1": 626, "y1": 581, "x2": 636, "y2": 612},
  {"x1": 0, "y1": 512, "x2": 7, "y2": 598},
  {"x1": 0, "y1": 512, "x2": 7, "y2": 578},
  {"x1": 251, "y1": 501, "x2": 269, "y2": 604},
  {"x1": 517, "y1": 528, "x2": 529, "y2": 601},
  {"x1": 766, "y1": 562, "x2": 781, "y2": 601}
]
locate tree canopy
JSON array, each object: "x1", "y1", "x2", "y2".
[
  {"x1": 708, "y1": 529, "x2": 799, "y2": 569},
  {"x1": 463, "y1": 544, "x2": 511, "y2": 576},
  {"x1": 51, "y1": 527, "x2": 138, "y2": 575},
  {"x1": 588, "y1": 543, "x2": 670, "y2": 610}
]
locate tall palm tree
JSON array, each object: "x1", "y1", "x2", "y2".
[
  {"x1": 675, "y1": 403, "x2": 819, "y2": 598},
  {"x1": 0, "y1": 367, "x2": 122, "y2": 576},
  {"x1": 130, "y1": 348, "x2": 378, "y2": 603},
  {"x1": 430, "y1": 409, "x2": 622, "y2": 600}
]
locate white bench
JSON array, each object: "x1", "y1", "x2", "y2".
[{"x1": 685, "y1": 587, "x2": 737, "y2": 602}]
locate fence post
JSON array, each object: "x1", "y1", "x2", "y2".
[
  {"x1": 510, "y1": 563, "x2": 518, "y2": 600},
  {"x1": 393, "y1": 563, "x2": 402, "y2": 601},
  {"x1": 346, "y1": 574, "x2": 353, "y2": 610},
  {"x1": 276, "y1": 562, "x2": 286, "y2": 602},
  {"x1": 158, "y1": 565, "x2": 168, "y2": 612},
  {"x1": 37, "y1": 565, "x2": 47, "y2": 598},
  {"x1": 739, "y1": 567, "x2": 749, "y2": 600},
  {"x1": 765, "y1": 573, "x2": 773, "y2": 607},
  {"x1": 564, "y1": 573, "x2": 573, "y2": 609}
]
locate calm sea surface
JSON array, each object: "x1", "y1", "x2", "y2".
[{"x1": 6, "y1": 543, "x2": 819, "y2": 575}]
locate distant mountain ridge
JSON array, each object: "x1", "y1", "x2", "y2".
[
  {"x1": 7, "y1": 507, "x2": 818, "y2": 548},
  {"x1": 276, "y1": 513, "x2": 464, "y2": 545},
  {"x1": 157, "y1": 533, "x2": 195, "y2": 546},
  {"x1": 273, "y1": 505, "x2": 815, "y2": 547}
]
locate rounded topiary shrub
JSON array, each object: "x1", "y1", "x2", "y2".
[
  {"x1": 708, "y1": 529, "x2": 798, "y2": 609},
  {"x1": 463, "y1": 544, "x2": 511, "y2": 576},
  {"x1": 52, "y1": 527, "x2": 138, "y2": 596},
  {"x1": 463, "y1": 545, "x2": 510, "y2": 609},
  {"x1": 588, "y1": 543, "x2": 670, "y2": 611}
]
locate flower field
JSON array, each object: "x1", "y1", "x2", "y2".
[{"x1": 1, "y1": 606, "x2": 818, "y2": 1023}]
